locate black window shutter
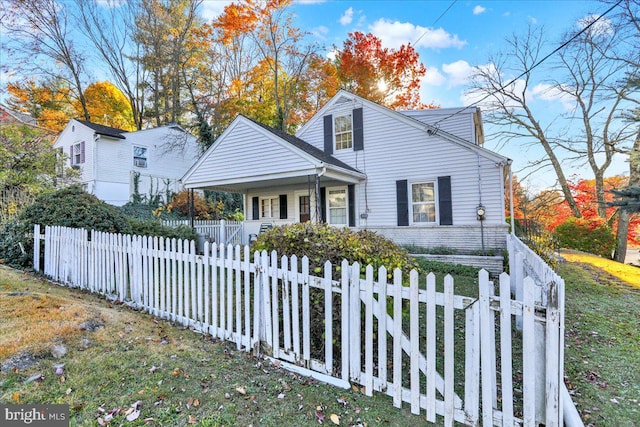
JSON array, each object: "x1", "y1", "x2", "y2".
[
  {"x1": 279, "y1": 194, "x2": 288, "y2": 219},
  {"x1": 353, "y1": 108, "x2": 364, "y2": 151},
  {"x1": 320, "y1": 187, "x2": 327, "y2": 223},
  {"x1": 348, "y1": 184, "x2": 355, "y2": 227},
  {"x1": 252, "y1": 196, "x2": 259, "y2": 220},
  {"x1": 396, "y1": 180, "x2": 409, "y2": 226},
  {"x1": 323, "y1": 115, "x2": 333, "y2": 154},
  {"x1": 438, "y1": 176, "x2": 453, "y2": 225}
]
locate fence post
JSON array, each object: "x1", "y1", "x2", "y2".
[
  {"x1": 33, "y1": 224, "x2": 41, "y2": 272},
  {"x1": 220, "y1": 219, "x2": 226, "y2": 245}
]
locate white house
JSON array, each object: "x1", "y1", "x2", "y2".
[
  {"x1": 182, "y1": 91, "x2": 511, "y2": 251},
  {"x1": 54, "y1": 119, "x2": 201, "y2": 206}
]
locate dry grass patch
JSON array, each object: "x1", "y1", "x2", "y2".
[
  {"x1": 561, "y1": 250, "x2": 640, "y2": 288},
  {"x1": 0, "y1": 292, "x2": 95, "y2": 359}
]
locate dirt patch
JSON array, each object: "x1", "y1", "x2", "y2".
[{"x1": 1, "y1": 352, "x2": 38, "y2": 372}]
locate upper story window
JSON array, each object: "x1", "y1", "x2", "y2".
[
  {"x1": 72, "y1": 142, "x2": 84, "y2": 165},
  {"x1": 133, "y1": 146, "x2": 148, "y2": 168},
  {"x1": 411, "y1": 181, "x2": 436, "y2": 224},
  {"x1": 334, "y1": 114, "x2": 353, "y2": 151}
]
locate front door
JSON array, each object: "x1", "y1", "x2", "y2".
[{"x1": 299, "y1": 195, "x2": 310, "y2": 222}]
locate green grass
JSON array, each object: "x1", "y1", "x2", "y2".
[{"x1": 559, "y1": 261, "x2": 640, "y2": 426}]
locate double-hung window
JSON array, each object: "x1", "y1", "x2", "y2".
[
  {"x1": 411, "y1": 182, "x2": 436, "y2": 224},
  {"x1": 72, "y1": 143, "x2": 83, "y2": 165},
  {"x1": 334, "y1": 114, "x2": 353, "y2": 151},
  {"x1": 133, "y1": 146, "x2": 148, "y2": 168},
  {"x1": 328, "y1": 188, "x2": 347, "y2": 226},
  {"x1": 260, "y1": 197, "x2": 279, "y2": 219}
]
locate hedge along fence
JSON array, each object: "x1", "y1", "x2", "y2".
[{"x1": 34, "y1": 225, "x2": 567, "y2": 427}]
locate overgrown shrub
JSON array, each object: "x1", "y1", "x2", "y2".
[
  {"x1": 253, "y1": 222, "x2": 418, "y2": 277},
  {"x1": 0, "y1": 186, "x2": 131, "y2": 267},
  {"x1": 119, "y1": 201, "x2": 184, "y2": 221},
  {"x1": 554, "y1": 217, "x2": 616, "y2": 259},
  {"x1": 127, "y1": 218, "x2": 196, "y2": 241},
  {"x1": 164, "y1": 190, "x2": 223, "y2": 220}
]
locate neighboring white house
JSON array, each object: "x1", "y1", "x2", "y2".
[
  {"x1": 54, "y1": 119, "x2": 201, "y2": 206},
  {"x1": 182, "y1": 90, "x2": 512, "y2": 251}
]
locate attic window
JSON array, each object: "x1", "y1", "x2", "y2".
[
  {"x1": 133, "y1": 146, "x2": 148, "y2": 168},
  {"x1": 334, "y1": 114, "x2": 353, "y2": 150}
]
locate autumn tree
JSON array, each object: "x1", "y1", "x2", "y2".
[
  {"x1": 335, "y1": 31, "x2": 428, "y2": 110},
  {"x1": 75, "y1": 0, "x2": 146, "y2": 130},
  {"x1": 82, "y1": 81, "x2": 136, "y2": 131},
  {"x1": 133, "y1": 0, "x2": 204, "y2": 126},
  {"x1": 2, "y1": 0, "x2": 91, "y2": 121},
  {"x1": 7, "y1": 79, "x2": 75, "y2": 132}
]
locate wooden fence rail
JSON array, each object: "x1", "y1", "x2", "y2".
[{"x1": 34, "y1": 225, "x2": 564, "y2": 427}]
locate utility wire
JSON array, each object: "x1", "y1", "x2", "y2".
[
  {"x1": 413, "y1": 0, "x2": 458, "y2": 46},
  {"x1": 431, "y1": 0, "x2": 623, "y2": 127}
]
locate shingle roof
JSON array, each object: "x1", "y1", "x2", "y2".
[
  {"x1": 76, "y1": 119, "x2": 126, "y2": 139},
  {"x1": 245, "y1": 116, "x2": 361, "y2": 173}
]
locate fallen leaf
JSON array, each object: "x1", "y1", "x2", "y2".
[
  {"x1": 65, "y1": 388, "x2": 72, "y2": 395},
  {"x1": 236, "y1": 386, "x2": 246, "y2": 395},
  {"x1": 149, "y1": 366, "x2": 158, "y2": 373},
  {"x1": 126, "y1": 401, "x2": 142, "y2": 422},
  {"x1": 193, "y1": 398, "x2": 200, "y2": 407},
  {"x1": 188, "y1": 415, "x2": 197, "y2": 424},
  {"x1": 12, "y1": 393, "x2": 19, "y2": 402},
  {"x1": 277, "y1": 393, "x2": 285, "y2": 399},
  {"x1": 330, "y1": 413, "x2": 340, "y2": 425}
]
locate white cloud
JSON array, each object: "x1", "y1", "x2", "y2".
[
  {"x1": 199, "y1": 1, "x2": 233, "y2": 21},
  {"x1": 311, "y1": 25, "x2": 329, "y2": 40},
  {"x1": 442, "y1": 60, "x2": 474, "y2": 87},
  {"x1": 96, "y1": 0, "x2": 126, "y2": 8},
  {"x1": 326, "y1": 48, "x2": 338, "y2": 61},
  {"x1": 295, "y1": 0, "x2": 327, "y2": 4},
  {"x1": 369, "y1": 19, "x2": 466, "y2": 50},
  {"x1": 527, "y1": 16, "x2": 538, "y2": 25},
  {"x1": 422, "y1": 67, "x2": 446, "y2": 86},
  {"x1": 577, "y1": 14, "x2": 613, "y2": 36},
  {"x1": 340, "y1": 7, "x2": 354, "y2": 25},
  {"x1": 473, "y1": 5, "x2": 486, "y2": 15},
  {"x1": 531, "y1": 83, "x2": 575, "y2": 110}
]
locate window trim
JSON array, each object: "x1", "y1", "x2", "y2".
[
  {"x1": 409, "y1": 180, "x2": 439, "y2": 226},
  {"x1": 333, "y1": 113, "x2": 353, "y2": 151},
  {"x1": 326, "y1": 186, "x2": 348, "y2": 227},
  {"x1": 133, "y1": 145, "x2": 148, "y2": 168},
  {"x1": 259, "y1": 196, "x2": 279, "y2": 219}
]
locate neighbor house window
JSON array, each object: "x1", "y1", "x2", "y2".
[
  {"x1": 411, "y1": 182, "x2": 436, "y2": 223},
  {"x1": 334, "y1": 114, "x2": 353, "y2": 150},
  {"x1": 260, "y1": 197, "x2": 279, "y2": 219},
  {"x1": 72, "y1": 142, "x2": 84, "y2": 165},
  {"x1": 328, "y1": 188, "x2": 347, "y2": 225},
  {"x1": 133, "y1": 146, "x2": 148, "y2": 168}
]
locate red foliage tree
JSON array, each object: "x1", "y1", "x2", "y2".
[{"x1": 336, "y1": 32, "x2": 433, "y2": 110}]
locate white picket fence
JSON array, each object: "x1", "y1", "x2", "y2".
[
  {"x1": 34, "y1": 225, "x2": 565, "y2": 427},
  {"x1": 162, "y1": 219, "x2": 244, "y2": 246}
]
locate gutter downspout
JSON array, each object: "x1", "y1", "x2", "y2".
[{"x1": 315, "y1": 166, "x2": 327, "y2": 223}]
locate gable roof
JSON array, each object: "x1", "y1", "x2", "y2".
[
  {"x1": 76, "y1": 119, "x2": 126, "y2": 139},
  {"x1": 246, "y1": 117, "x2": 360, "y2": 173},
  {"x1": 296, "y1": 90, "x2": 508, "y2": 164}
]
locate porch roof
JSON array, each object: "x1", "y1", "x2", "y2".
[{"x1": 182, "y1": 115, "x2": 365, "y2": 193}]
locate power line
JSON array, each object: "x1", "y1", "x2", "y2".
[
  {"x1": 431, "y1": 0, "x2": 623, "y2": 127},
  {"x1": 413, "y1": 0, "x2": 458, "y2": 46}
]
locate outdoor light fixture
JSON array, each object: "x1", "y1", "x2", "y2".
[{"x1": 476, "y1": 205, "x2": 486, "y2": 221}]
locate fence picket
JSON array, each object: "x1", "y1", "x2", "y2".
[
  {"x1": 364, "y1": 265, "x2": 374, "y2": 396},
  {"x1": 426, "y1": 272, "x2": 437, "y2": 422},
  {"x1": 340, "y1": 259, "x2": 350, "y2": 382},
  {"x1": 479, "y1": 269, "x2": 495, "y2": 426},
  {"x1": 301, "y1": 256, "x2": 310, "y2": 365},
  {"x1": 271, "y1": 252, "x2": 280, "y2": 359},
  {"x1": 377, "y1": 266, "x2": 387, "y2": 393},
  {"x1": 282, "y1": 256, "x2": 291, "y2": 353},
  {"x1": 500, "y1": 272, "x2": 515, "y2": 426},
  {"x1": 392, "y1": 268, "x2": 403, "y2": 409},
  {"x1": 324, "y1": 261, "x2": 333, "y2": 375},
  {"x1": 409, "y1": 270, "x2": 420, "y2": 415},
  {"x1": 350, "y1": 262, "x2": 361, "y2": 382},
  {"x1": 444, "y1": 275, "x2": 455, "y2": 427},
  {"x1": 235, "y1": 245, "x2": 242, "y2": 348},
  {"x1": 292, "y1": 256, "x2": 302, "y2": 361},
  {"x1": 522, "y1": 277, "x2": 536, "y2": 427}
]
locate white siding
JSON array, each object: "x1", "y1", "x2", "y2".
[
  {"x1": 53, "y1": 120, "x2": 96, "y2": 183},
  {"x1": 187, "y1": 120, "x2": 318, "y2": 185},
  {"x1": 400, "y1": 108, "x2": 476, "y2": 143}
]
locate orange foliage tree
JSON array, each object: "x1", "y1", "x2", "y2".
[
  {"x1": 335, "y1": 31, "x2": 433, "y2": 110},
  {"x1": 7, "y1": 79, "x2": 74, "y2": 132},
  {"x1": 82, "y1": 82, "x2": 136, "y2": 131}
]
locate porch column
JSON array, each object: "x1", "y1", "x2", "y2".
[{"x1": 315, "y1": 174, "x2": 321, "y2": 223}]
